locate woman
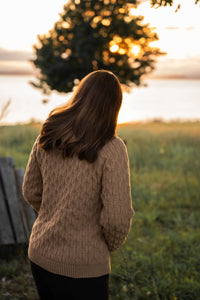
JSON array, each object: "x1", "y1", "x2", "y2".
[{"x1": 23, "y1": 70, "x2": 134, "y2": 300}]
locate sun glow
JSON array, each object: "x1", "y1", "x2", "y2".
[
  {"x1": 130, "y1": 45, "x2": 140, "y2": 56},
  {"x1": 129, "y1": 7, "x2": 137, "y2": 16},
  {"x1": 109, "y1": 36, "x2": 142, "y2": 57}
]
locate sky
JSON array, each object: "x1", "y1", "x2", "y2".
[{"x1": 0, "y1": 0, "x2": 200, "y2": 77}]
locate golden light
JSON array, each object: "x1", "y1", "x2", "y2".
[
  {"x1": 129, "y1": 8, "x2": 136, "y2": 16},
  {"x1": 125, "y1": 38, "x2": 131, "y2": 44},
  {"x1": 61, "y1": 48, "x2": 72, "y2": 59},
  {"x1": 130, "y1": 45, "x2": 140, "y2": 56},
  {"x1": 84, "y1": 10, "x2": 95, "y2": 17},
  {"x1": 109, "y1": 57, "x2": 116, "y2": 63},
  {"x1": 119, "y1": 8, "x2": 125, "y2": 13},
  {"x1": 61, "y1": 52, "x2": 68, "y2": 59},
  {"x1": 124, "y1": 16, "x2": 132, "y2": 23},
  {"x1": 113, "y1": 35, "x2": 122, "y2": 43},
  {"x1": 70, "y1": 4, "x2": 75, "y2": 10},
  {"x1": 109, "y1": 35, "x2": 141, "y2": 56},
  {"x1": 110, "y1": 44, "x2": 119, "y2": 53},
  {"x1": 102, "y1": 10, "x2": 111, "y2": 17},
  {"x1": 58, "y1": 35, "x2": 65, "y2": 41},
  {"x1": 56, "y1": 23, "x2": 62, "y2": 30},
  {"x1": 93, "y1": 16, "x2": 102, "y2": 23},
  {"x1": 139, "y1": 37, "x2": 146, "y2": 44},
  {"x1": 101, "y1": 19, "x2": 111, "y2": 26},
  {"x1": 118, "y1": 48, "x2": 126, "y2": 55},
  {"x1": 62, "y1": 22, "x2": 70, "y2": 29}
]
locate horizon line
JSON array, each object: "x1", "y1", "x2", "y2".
[{"x1": 0, "y1": 70, "x2": 200, "y2": 80}]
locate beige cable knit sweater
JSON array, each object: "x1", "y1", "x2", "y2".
[{"x1": 23, "y1": 136, "x2": 134, "y2": 278}]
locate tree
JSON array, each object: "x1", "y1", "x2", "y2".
[
  {"x1": 150, "y1": 0, "x2": 199, "y2": 7},
  {"x1": 31, "y1": 0, "x2": 165, "y2": 94}
]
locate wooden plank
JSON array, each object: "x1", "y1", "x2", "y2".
[
  {"x1": 0, "y1": 178, "x2": 15, "y2": 245},
  {"x1": 0, "y1": 157, "x2": 26, "y2": 243},
  {"x1": 15, "y1": 168, "x2": 37, "y2": 239}
]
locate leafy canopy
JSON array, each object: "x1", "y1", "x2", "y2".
[
  {"x1": 150, "y1": 0, "x2": 199, "y2": 7},
  {"x1": 31, "y1": 0, "x2": 165, "y2": 94}
]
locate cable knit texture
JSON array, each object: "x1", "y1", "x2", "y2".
[{"x1": 23, "y1": 136, "x2": 134, "y2": 278}]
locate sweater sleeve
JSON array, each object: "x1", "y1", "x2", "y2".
[
  {"x1": 100, "y1": 138, "x2": 134, "y2": 252},
  {"x1": 22, "y1": 138, "x2": 43, "y2": 213}
]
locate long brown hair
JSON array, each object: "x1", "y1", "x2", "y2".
[{"x1": 39, "y1": 70, "x2": 123, "y2": 163}]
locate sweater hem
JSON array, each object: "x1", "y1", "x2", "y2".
[{"x1": 28, "y1": 247, "x2": 111, "y2": 278}]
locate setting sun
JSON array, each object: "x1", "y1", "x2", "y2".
[
  {"x1": 130, "y1": 45, "x2": 141, "y2": 56},
  {"x1": 109, "y1": 36, "x2": 142, "y2": 58}
]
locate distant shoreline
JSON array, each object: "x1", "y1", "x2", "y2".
[
  {"x1": 1, "y1": 118, "x2": 200, "y2": 127},
  {"x1": 147, "y1": 75, "x2": 200, "y2": 80},
  {"x1": 0, "y1": 72, "x2": 200, "y2": 80},
  {"x1": 0, "y1": 71, "x2": 36, "y2": 76}
]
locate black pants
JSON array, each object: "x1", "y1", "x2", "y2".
[{"x1": 30, "y1": 260, "x2": 109, "y2": 300}]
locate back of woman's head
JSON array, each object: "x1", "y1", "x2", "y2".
[{"x1": 39, "y1": 70, "x2": 123, "y2": 163}]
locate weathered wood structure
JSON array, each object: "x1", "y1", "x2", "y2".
[{"x1": 0, "y1": 157, "x2": 37, "y2": 245}]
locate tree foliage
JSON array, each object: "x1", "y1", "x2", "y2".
[
  {"x1": 31, "y1": 0, "x2": 165, "y2": 94},
  {"x1": 150, "y1": 0, "x2": 200, "y2": 7}
]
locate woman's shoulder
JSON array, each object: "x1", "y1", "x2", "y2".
[
  {"x1": 99, "y1": 136, "x2": 128, "y2": 161},
  {"x1": 33, "y1": 136, "x2": 47, "y2": 158},
  {"x1": 107, "y1": 135, "x2": 127, "y2": 149}
]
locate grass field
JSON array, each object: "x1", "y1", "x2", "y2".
[{"x1": 0, "y1": 121, "x2": 200, "y2": 299}]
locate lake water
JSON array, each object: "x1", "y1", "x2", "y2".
[{"x1": 0, "y1": 75, "x2": 200, "y2": 124}]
